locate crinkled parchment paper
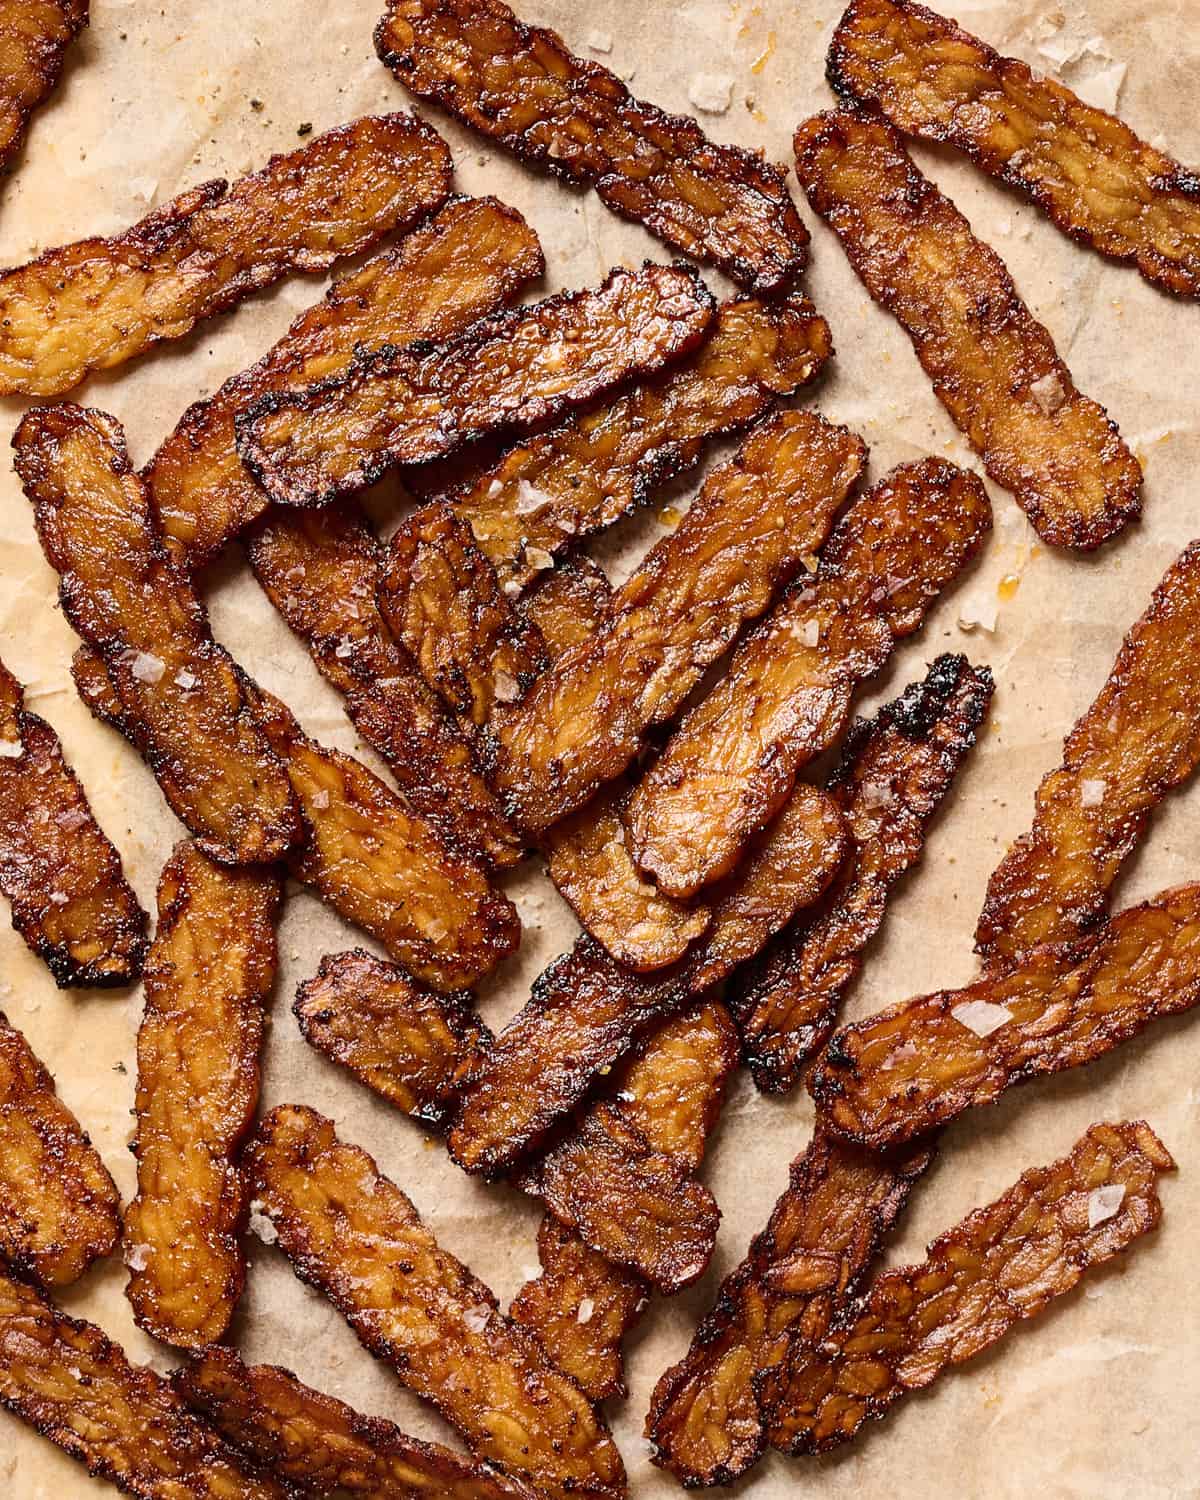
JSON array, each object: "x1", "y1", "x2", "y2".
[{"x1": 3, "y1": 1, "x2": 1198, "y2": 1495}]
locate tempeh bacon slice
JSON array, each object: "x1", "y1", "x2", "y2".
[
  {"x1": 376, "y1": 0, "x2": 808, "y2": 293},
  {"x1": 827, "y1": 0, "x2": 1200, "y2": 299},
  {"x1": 514, "y1": 557, "x2": 614, "y2": 658},
  {"x1": 793, "y1": 110, "x2": 1141, "y2": 549},
  {"x1": 237, "y1": 262, "x2": 715, "y2": 509},
  {"x1": 0, "y1": 2, "x2": 87, "y2": 177},
  {"x1": 0, "y1": 653, "x2": 146, "y2": 987},
  {"x1": 627, "y1": 457, "x2": 992, "y2": 899},
  {"x1": 735, "y1": 653, "x2": 994, "y2": 1092},
  {"x1": 0, "y1": 112, "x2": 452, "y2": 398},
  {"x1": 811, "y1": 882, "x2": 1200, "y2": 1151},
  {"x1": 15, "y1": 404, "x2": 302, "y2": 867},
  {"x1": 977, "y1": 541, "x2": 1200, "y2": 965},
  {"x1": 759, "y1": 1121, "x2": 1173, "y2": 1455},
  {"x1": 246, "y1": 1104, "x2": 626, "y2": 1500},
  {"x1": 124, "y1": 841, "x2": 281, "y2": 1352}
]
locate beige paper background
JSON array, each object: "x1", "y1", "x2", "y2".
[{"x1": 2, "y1": 0, "x2": 1198, "y2": 1495}]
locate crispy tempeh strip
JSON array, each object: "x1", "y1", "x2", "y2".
[
  {"x1": 827, "y1": 0, "x2": 1200, "y2": 299},
  {"x1": 977, "y1": 543, "x2": 1200, "y2": 965},
  {"x1": 628, "y1": 457, "x2": 992, "y2": 899},
  {"x1": 153, "y1": 195, "x2": 543, "y2": 566},
  {"x1": 0, "y1": 1265, "x2": 289, "y2": 1498},
  {"x1": 793, "y1": 110, "x2": 1141, "y2": 549},
  {"x1": 812, "y1": 883, "x2": 1200, "y2": 1150},
  {"x1": 238, "y1": 262, "x2": 715, "y2": 509},
  {"x1": 124, "y1": 842, "x2": 280, "y2": 1352},
  {"x1": 646, "y1": 1132, "x2": 930, "y2": 1487},
  {"x1": 0, "y1": 654, "x2": 146, "y2": 987},
  {"x1": 736, "y1": 653, "x2": 994, "y2": 1092},
  {"x1": 15, "y1": 404, "x2": 302, "y2": 867},
  {"x1": 452, "y1": 295, "x2": 832, "y2": 592},
  {"x1": 0, "y1": 113, "x2": 451, "y2": 398},
  {"x1": 0, "y1": 1011, "x2": 120, "y2": 1287},
  {"x1": 0, "y1": 1, "x2": 87, "y2": 174},
  {"x1": 175, "y1": 1347, "x2": 536, "y2": 1500},
  {"x1": 760, "y1": 1121, "x2": 1174, "y2": 1455},
  {"x1": 247, "y1": 1105, "x2": 626, "y2": 1500},
  {"x1": 376, "y1": 0, "x2": 808, "y2": 292},
  {"x1": 488, "y1": 411, "x2": 868, "y2": 835},
  {"x1": 294, "y1": 949, "x2": 489, "y2": 1130},
  {"x1": 514, "y1": 557, "x2": 613, "y2": 657}
]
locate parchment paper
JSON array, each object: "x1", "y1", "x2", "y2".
[{"x1": 3, "y1": 1, "x2": 1198, "y2": 1495}]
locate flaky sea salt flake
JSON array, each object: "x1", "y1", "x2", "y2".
[
  {"x1": 951, "y1": 999, "x2": 1013, "y2": 1038},
  {"x1": 688, "y1": 73, "x2": 733, "y2": 115},
  {"x1": 1080, "y1": 779, "x2": 1106, "y2": 808},
  {"x1": 577, "y1": 1297, "x2": 595, "y2": 1324},
  {"x1": 1088, "y1": 1183, "x2": 1125, "y2": 1228}
]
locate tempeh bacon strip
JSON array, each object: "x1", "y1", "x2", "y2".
[
  {"x1": 827, "y1": 0, "x2": 1200, "y2": 299},
  {"x1": 0, "y1": 2, "x2": 87, "y2": 177},
  {"x1": 376, "y1": 0, "x2": 808, "y2": 293},
  {"x1": 793, "y1": 109, "x2": 1141, "y2": 549},
  {"x1": 0, "y1": 112, "x2": 452, "y2": 398}
]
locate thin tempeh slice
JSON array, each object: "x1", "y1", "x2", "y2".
[
  {"x1": 0, "y1": 1010, "x2": 120, "y2": 1287},
  {"x1": 15, "y1": 404, "x2": 302, "y2": 866},
  {"x1": 736, "y1": 653, "x2": 994, "y2": 1092},
  {"x1": 294, "y1": 949, "x2": 489, "y2": 1130},
  {"x1": 246, "y1": 1105, "x2": 626, "y2": 1500},
  {"x1": 152, "y1": 194, "x2": 543, "y2": 566},
  {"x1": 793, "y1": 109, "x2": 1141, "y2": 549},
  {"x1": 0, "y1": 2, "x2": 87, "y2": 175},
  {"x1": 0, "y1": 113, "x2": 451, "y2": 398},
  {"x1": 0, "y1": 654, "x2": 146, "y2": 987},
  {"x1": 646, "y1": 1131, "x2": 930, "y2": 1487},
  {"x1": 514, "y1": 557, "x2": 613, "y2": 657},
  {"x1": 811, "y1": 882, "x2": 1200, "y2": 1151},
  {"x1": 827, "y1": 0, "x2": 1200, "y2": 299},
  {"x1": 759, "y1": 1121, "x2": 1174, "y2": 1455},
  {"x1": 124, "y1": 842, "x2": 281, "y2": 1352},
  {"x1": 977, "y1": 542, "x2": 1200, "y2": 965},
  {"x1": 175, "y1": 1346, "x2": 536, "y2": 1500},
  {"x1": 0, "y1": 1265, "x2": 289, "y2": 1498},
  {"x1": 488, "y1": 410, "x2": 868, "y2": 836},
  {"x1": 237, "y1": 262, "x2": 715, "y2": 509},
  {"x1": 376, "y1": 0, "x2": 808, "y2": 292},
  {"x1": 452, "y1": 295, "x2": 832, "y2": 592},
  {"x1": 628, "y1": 457, "x2": 992, "y2": 899}
]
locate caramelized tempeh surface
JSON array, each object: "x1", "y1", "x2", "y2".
[
  {"x1": 238, "y1": 262, "x2": 715, "y2": 508},
  {"x1": 247, "y1": 1106, "x2": 625, "y2": 1500},
  {"x1": 793, "y1": 110, "x2": 1141, "y2": 549},
  {"x1": 0, "y1": 655, "x2": 146, "y2": 987},
  {"x1": 124, "y1": 842, "x2": 280, "y2": 1351},
  {"x1": 16, "y1": 404, "x2": 302, "y2": 867},
  {"x1": 628, "y1": 458, "x2": 991, "y2": 898},
  {"x1": 813, "y1": 883, "x2": 1200, "y2": 1150},
  {"x1": 736, "y1": 654, "x2": 994, "y2": 1091},
  {"x1": 760, "y1": 1122, "x2": 1173, "y2": 1454},
  {"x1": 376, "y1": 0, "x2": 808, "y2": 291},
  {"x1": 0, "y1": 2, "x2": 87, "y2": 174},
  {"x1": 0, "y1": 113, "x2": 451, "y2": 397},
  {"x1": 515, "y1": 557, "x2": 614, "y2": 657},
  {"x1": 827, "y1": 0, "x2": 1200, "y2": 298}
]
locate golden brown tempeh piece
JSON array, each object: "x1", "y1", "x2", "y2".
[
  {"x1": 0, "y1": 654, "x2": 146, "y2": 987},
  {"x1": 760, "y1": 1122, "x2": 1173, "y2": 1455},
  {"x1": 0, "y1": 1011, "x2": 120, "y2": 1287},
  {"x1": 152, "y1": 194, "x2": 543, "y2": 566},
  {"x1": 977, "y1": 543, "x2": 1200, "y2": 965},
  {"x1": 238, "y1": 262, "x2": 715, "y2": 509},
  {"x1": 376, "y1": 0, "x2": 808, "y2": 292},
  {"x1": 294, "y1": 949, "x2": 489, "y2": 1130},
  {"x1": 452, "y1": 295, "x2": 832, "y2": 591},
  {"x1": 0, "y1": 113, "x2": 451, "y2": 398},
  {"x1": 0, "y1": 1265, "x2": 290, "y2": 1498},
  {"x1": 247, "y1": 1105, "x2": 625, "y2": 1500},
  {"x1": 628, "y1": 457, "x2": 991, "y2": 899},
  {"x1": 0, "y1": 2, "x2": 87, "y2": 174},
  {"x1": 646, "y1": 1132, "x2": 929, "y2": 1487},
  {"x1": 514, "y1": 557, "x2": 613, "y2": 657},
  {"x1": 16, "y1": 404, "x2": 302, "y2": 867},
  {"x1": 813, "y1": 883, "x2": 1200, "y2": 1150},
  {"x1": 488, "y1": 411, "x2": 867, "y2": 836},
  {"x1": 736, "y1": 654, "x2": 994, "y2": 1092},
  {"x1": 827, "y1": 0, "x2": 1200, "y2": 298},
  {"x1": 793, "y1": 110, "x2": 1141, "y2": 549},
  {"x1": 124, "y1": 842, "x2": 280, "y2": 1352},
  {"x1": 175, "y1": 1346, "x2": 536, "y2": 1500}
]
